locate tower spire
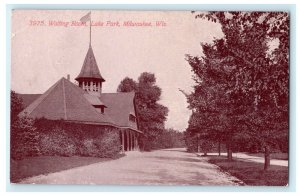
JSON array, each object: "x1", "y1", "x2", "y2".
[{"x1": 77, "y1": 11, "x2": 105, "y2": 96}]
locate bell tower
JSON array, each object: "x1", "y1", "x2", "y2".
[{"x1": 75, "y1": 44, "x2": 105, "y2": 96}]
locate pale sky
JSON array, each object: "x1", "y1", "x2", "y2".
[{"x1": 11, "y1": 10, "x2": 223, "y2": 131}]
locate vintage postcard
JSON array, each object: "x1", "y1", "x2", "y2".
[{"x1": 10, "y1": 10, "x2": 289, "y2": 186}]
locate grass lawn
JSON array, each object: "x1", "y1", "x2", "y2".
[
  {"x1": 208, "y1": 156, "x2": 288, "y2": 186},
  {"x1": 246, "y1": 152, "x2": 288, "y2": 160},
  {"x1": 11, "y1": 155, "x2": 123, "y2": 183}
]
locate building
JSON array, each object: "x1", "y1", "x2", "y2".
[{"x1": 18, "y1": 43, "x2": 141, "y2": 152}]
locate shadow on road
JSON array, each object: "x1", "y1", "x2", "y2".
[
  {"x1": 159, "y1": 148, "x2": 187, "y2": 153},
  {"x1": 150, "y1": 156, "x2": 200, "y2": 163}
]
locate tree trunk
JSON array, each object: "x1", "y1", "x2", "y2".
[
  {"x1": 197, "y1": 134, "x2": 200, "y2": 153},
  {"x1": 264, "y1": 145, "x2": 271, "y2": 170},
  {"x1": 218, "y1": 140, "x2": 221, "y2": 156},
  {"x1": 227, "y1": 142, "x2": 233, "y2": 161},
  {"x1": 204, "y1": 152, "x2": 207, "y2": 156}
]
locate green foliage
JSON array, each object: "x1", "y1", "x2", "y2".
[
  {"x1": 35, "y1": 119, "x2": 121, "y2": 158},
  {"x1": 184, "y1": 131, "x2": 198, "y2": 152},
  {"x1": 117, "y1": 77, "x2": 138, "y2": 92},
  {"x1": 80, "y1": 130, "x2": 121, "y2": 158},
  {"x1": 12, "y1": 117, "x2": 122, "y2": 159},
  {"x1": 158, "y1": 129, "x2": 185, "y2": 149},
  {"x1": 185, "y1": 12, "x2": 289, "y2": 162},
  {"x1": 11, "y1": 90, "x2": 40, "y2": 160},
  {"x1": 39, "y1": 127, "x2": 76, "y2": 157},
  {"x1": 184, "y1": 131, "x2": 218, "y2": 154},
  {"x1": 98, "y1": 130, "x2": 121, "y2": 157},
  {"x1": 11, "y1": 116, "x2": 40, "y2": 160},
  {"x1": 144, "y1": 129, "x2": 185, "y2": 150},
  {"x1": 200, "y1": 140, "x2": 215, "y2": 155},
  {"x1": 10, "y1": 90, "x2": 24, "y2": 123},
  {"x1": 117, "y1": 72, "x2": 169, "y2": 151}
]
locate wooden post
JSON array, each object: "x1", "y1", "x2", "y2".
[
  {"x1": 126, "y1": 130, "x2": 130, "y2": 151},
  {"x1": 121, "y1": 130, "x2": 125, "y2": 152},
  {"x1": 134, "y1": 133, "x2": 137, "y2": 150},
  {"x1": 132, "y1": 132, "x2": 135, "y2": 150},
  {"x1": 136, "y1": 134, "x2": 139, "y2": 150},
  {"x1": 132, "y1": 132, "x2": 134, "y2": 150},
  {"x1": 131, "y1": 132, "x2": 133, "y2": 150},
  {"x1": 128, "y1": 130, "x2": 132, "y2": 151}
]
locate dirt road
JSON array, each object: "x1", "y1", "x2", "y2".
[{"x1": 20, "y1": 148, "x2": 243, "y2": 185}]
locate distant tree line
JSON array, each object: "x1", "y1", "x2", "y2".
[{"x1": 184, "y1": 12, "x2": 289, "y2": 170}]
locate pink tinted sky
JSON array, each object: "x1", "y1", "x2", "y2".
[{"x1": 11, "y1": 10, "x2": 223, "y2": 131}]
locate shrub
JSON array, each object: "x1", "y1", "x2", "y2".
[
  {"x1": 12, "y1": 118, "x2": 123, "y2": 158},
  {"x1": 39, "y1": 127, "x2": 76, "y2": 157},
  {"x1": 11, "y1": 116, "x2": 40, "y2": 160},
  {"x1": 36, "y1": 120, "x2": 121, "y2": 158},
  {"x1": 95, "y1": 130, "x2": 121, "y2": 158},
  {"x1": 79, "y1": 129, "x2": 121, "y2": 158},
  {"x1": 80, "y1": 139, "x2": 98, "y2": 157}
]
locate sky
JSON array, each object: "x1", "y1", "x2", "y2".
[{"x1": 11, "y1": 10, "x2": 223, "y2": 131}]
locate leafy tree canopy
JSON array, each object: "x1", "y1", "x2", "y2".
[
  {"x1": 184, "y1": 12, "x2": 289, "y2": 164},
  {"x1": 117, "y1": 72, "x2": 169, "y2": 150}
]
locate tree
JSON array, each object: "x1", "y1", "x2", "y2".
[
  {"x1": 185, "y1": 45, "x2": 241, "y2": 160},
  {"x1": 117, "y1": 72, "x2": 169, "y2": 151},
  {"x1": 117, "y1": 77, "x2": 138, "y2": 92},
  {"x1": 153, "y1": 128, "x2": 185, "y2": 149},
  {"x1": 10, "y1": 90, "x2": 40, "y2": 160},
  {"x1": 11, "y1": 115, "x2": 40, "y2": 160},
  {"x1": 11, "y1": 90, "x2": 24, "y2": 123},
  {"x1": 185, "y1": 12, "x2": 289, "y2": 169}
]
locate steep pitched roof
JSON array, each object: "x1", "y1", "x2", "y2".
[
  {"x1": 75, "y1": 45, "x2": 105, "y2": 81},
  {"x1": 19, "y1": 77, "x2": 114, "y2": 125},
  {"x1": 100, "y1": 92, "x2": 138, "y2": 130},
  {"x1": 17, "y1": 94, "x2": 41, "y2": 108},
  {"x1": 84, "y1": 93, "x2": 106, "y2": 107}
]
